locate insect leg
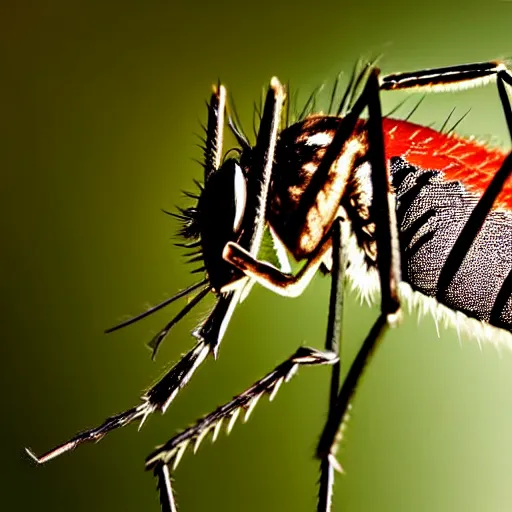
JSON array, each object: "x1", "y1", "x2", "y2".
[
  {"x1": 25, "y1": 84, "x2": 227, "y2": 464},
  {"x1": 199, "y1": 77, "x2": 285, "y2": 356},
  {"x1": 381, "y1": 60, "x2": 512, "y2": 143},
  {"x1": 222, "y1": 67, "x2": 401, "y2": 510},
  {"x1": 204, "y1": 82, "x2": 226, "y2": 182},
  {"x1": 238, "y1": 77, "x2": 285, "y2": 257},
  {"x1": 26, "y1": 80, "x2": 285, "y2": 465},
  {"x1": 315, "y1": 63, "x2": 512, "y2": 510},
  {"x1": 316, "y1": 68, "x2": 402, "y2": 512},
  {"x1": 380, "y1": 60, "x2": 512, "y2": 92},
  {"x1": 221, "y1": 68, "x2": 399, "y2": 300},
  {"x1": 221, "y1": 231, "x2": 333, "y2": 297},
  {"x1": 223, "y1": 219, "x2": 347, "y2": 509},
  {"x1": 222, "y1": 220, "x2": 348, "y2": 511},
  {"x1": 318, "y1": 217, "x2": 345, "y2": 512},
  {"x1": 489, "y1": 76, "x2": 512, "y2": 330},
  {"x1": 145, "y1": 346, "x2": 339, "y2": 511},
  {"x1": 25, "y1": 340, "x2": 211, "y2": 464}
]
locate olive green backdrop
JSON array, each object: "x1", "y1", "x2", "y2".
[{"x1": 3, "y1": 1, "x2": 512, "y2": 511}]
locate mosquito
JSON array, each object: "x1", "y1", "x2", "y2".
[{"x1": 26, "y1": 60, "x2": 512, "y2": 512}]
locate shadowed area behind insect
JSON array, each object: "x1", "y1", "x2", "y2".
[{"x1": 1, "y1": 0, "x2": 512, "y2": 511}]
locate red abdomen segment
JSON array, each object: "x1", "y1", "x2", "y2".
[{"x1": 383, "y1": 119, "x2": 511, "y2": 209}]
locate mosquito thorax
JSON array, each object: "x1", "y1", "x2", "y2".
[
  {"x1": 269, "y1": 115, "x2": 369, "y2": 260},
  {"x1": 197, "y1": 158, "x2": 247, "y2": 292}
]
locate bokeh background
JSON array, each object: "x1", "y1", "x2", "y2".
[{"x1": 3, "y1": 1, "x2": 512, "y2": 511}]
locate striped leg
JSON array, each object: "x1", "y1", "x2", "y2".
[
  {"x1": 145, "y1": 347, "x2": 339, "y2": 511},
  {"x1": 222, "y1": 68, "x2": 403, "y2": 512},
  {"x1": 316, "y1": 61, "x2": 512, "y2": 512},
  {"x1": 223, "y1": 218, "x2": 348, "y2": 510},
  {"x1": 316, "y1": 68, "x2": 402, "y2": 512},
  {"x1": 380, "y1": 61, "x2": 512, "y2": 96}
]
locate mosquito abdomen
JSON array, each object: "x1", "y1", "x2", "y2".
[{"x1": 390, "y1": 155, "x2": 512, "y2": 332}]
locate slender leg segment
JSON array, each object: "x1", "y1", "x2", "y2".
[
  {"x1": 219, "y1": 68, "x2": 403, "y2": 511},
  {"x1": 316, "y1": 62, "x2": 512, "y2": 511},
  {"x1": 318, "y1": 218, "x2": 345, "y2": 512},
  {"x1": 225, "y1": 77, "x2": 285, "y2": 303},
  {"x1": 26, "y1": 83, "x2": 228, "y2": 463},
  {"x1": 149, "y1": 220, "x2": 345, "y2": 511},
  {"x1": 315, "y1": 68, "x2": 403, "y2": 512},
  {"x1": 221, "y1": 232, "x2": 333, "y2": 297},
  {"x1": 27, "y1": 61, "x2": 512, "y2": 511},
  {"x1": 27, "y1": 80, "x2": 285, "y2": 464},
  {"x1": 238, "y1": 77, "x2": 285, "y2": 257},
  {"x1": 380, "y1": 60, "x2": 512, "y2": 91},
  {"x1": 146, "y1": 347, "x2": 339, "y2": 510},
  {"x1": 216, "y1": 61, "x2": 512, "y2": 512}
]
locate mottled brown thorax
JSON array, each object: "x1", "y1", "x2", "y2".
[{"x1": 268, "y1": 115, "x2": 368, "y2": 260}]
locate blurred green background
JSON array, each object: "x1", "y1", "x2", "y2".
[{"x1": 3, "y1": 1, "x2": 512, "y2": 511}]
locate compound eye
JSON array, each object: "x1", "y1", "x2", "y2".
[{"x1": 233, "y1": 162, "x2": 246, "y2": 233}]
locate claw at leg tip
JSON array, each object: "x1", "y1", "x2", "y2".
[
  {"x1": 387, "y1": 309, "x2": 402, "y2": 327},
  {"x1": 138, "y1": 410, "x2": 151, "y2": 431},
  {"x1": 328, "y1": 453, "x2": 344, "y2": 474},
  {"x1": 25, "y1": 447, "x2": 41, "y2": 464}
]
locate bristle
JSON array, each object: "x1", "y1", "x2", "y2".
[
  {"x1": 182, "y1": 190, "x2": 199, "y2": 200},
  {"x1": 161, "y1": 208, "x2": 178, "y2": 218},
  {"x1": 226, "y1": 408, "x2": 240, "y2": 435},
  {"x1": 193, "y1": 132, "x2": 207, "y2": 145},
  {"x1": 243, "y1": 393, "x2": 261, "y2": 422},
  {"x1": 147, "y1": 286, "x2": 211, "y2": 360},
  {"x1": 174, "y1": 240, "x2": 201, "y2": 249},
  {"x1": 446, "y1": 108, "x2": 471, "y2": 135},
  {"x1": 105, "y1": 279, "x2": 209, "y2": 334},
  {"x1": 145, "y1": 347, "x2": 338, "y2": 473},
  {"x1": 337, "y1": 59, "x2": 361, "y2": 116},
  {"x1": 403, "y1": 95, "x2": 426, "y2": 122},
  {"x1": 253, "y1": 100, "x2": 261, "y2": 139},
  {"x1": 211, "y1": 419, "x2": 223, "y2": 443},
  {"x1": 298, "y1": 84, "x2": 323, "y2": 120},
  {"x1": 439, "y1": 106, "x2": 457, "y2": 134},
  {"x1": 227, "y1": 93, "x2": 250, "y2": 150},
  {"x1": 169, "y1": 205, "x2": 201, "y2": 240},
  {"x1": 185, "y1": 254, "x2": 204, "y2": 264},
  {"x1": 192, "y1": 157, "x2": 206, "y2": 168},
  {"x1": 174, "y1": 440, "x2": 189, "y2": 471},
  {"x1": 193, "y1": 427, "x2": 211, "y2": 454},
  {"x1": 183, "y1": 249, "x2": 202, "y2": 257}
]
